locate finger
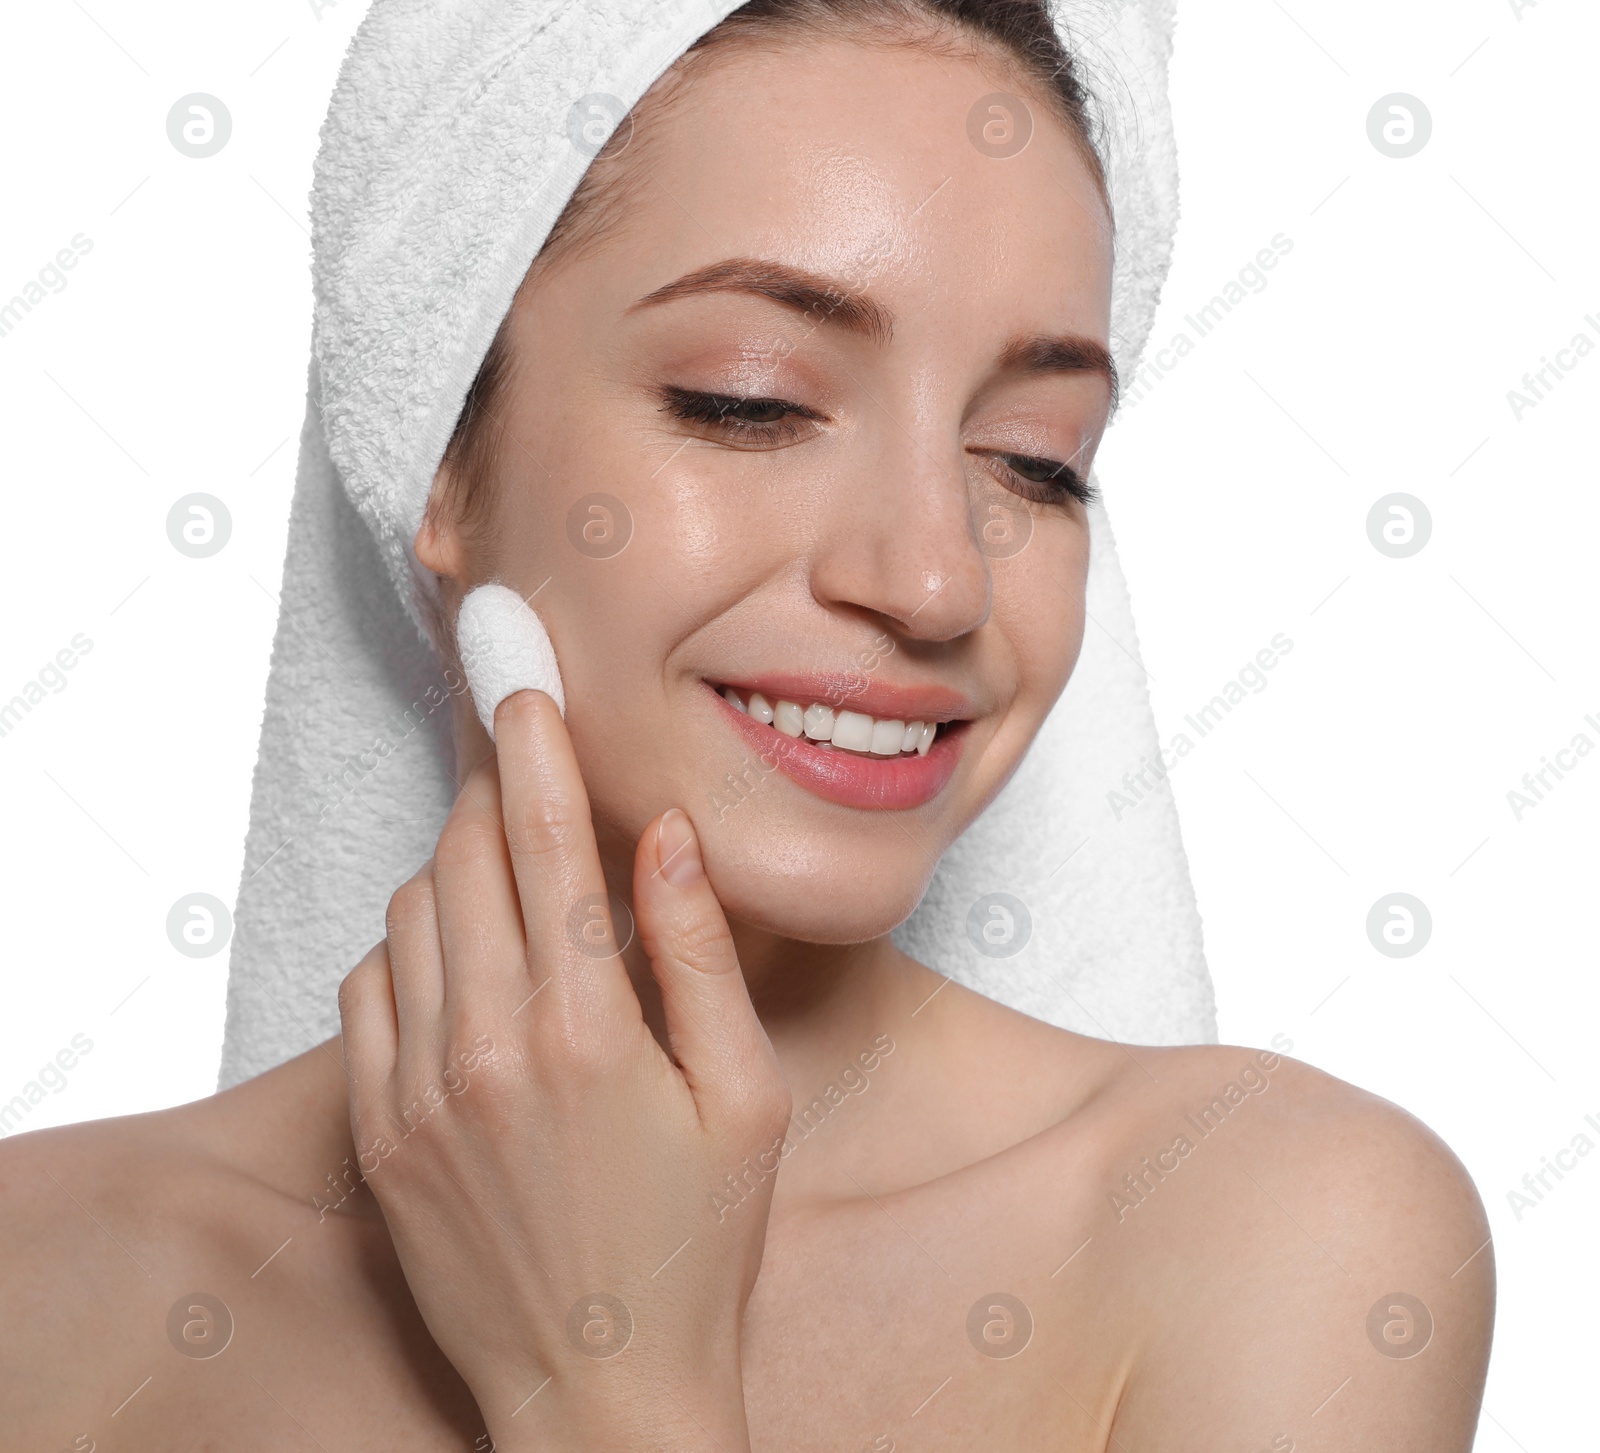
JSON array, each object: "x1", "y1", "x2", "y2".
[
  {"x1": 383, "y1": 863, "x2": 447, "y2": 1069},
  {"x1": 431, "y1": 752, "x2": 531, "y2": 1024},
  {"x1": 338, "y1": 939, "x2": 399, "y2": 1096},
  {"x1": 492, "y1": 689, "x2": 636, "y2": 1021},
  {"x1": 632, "y1": 808, "x2": 789, "y2": 1128}
]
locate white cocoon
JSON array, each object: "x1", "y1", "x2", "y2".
[{"x1": 455, "y1": 582, "x2": 566, "y2": 737}]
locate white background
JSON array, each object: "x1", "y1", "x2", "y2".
[{"x1": 1, "y1": 0, "x2": 1593, "y2": 1445}]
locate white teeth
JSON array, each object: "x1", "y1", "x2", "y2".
[
  {"x1": 869, "y1": 718, "x2": 905, "y2": 756},
  {"x1": 830, "y1": 709, "x2": 874, "y2": 752},
  {"x1": 803, "y1": 702, "x2": 836, "y2": 741},
  {"x1": 721, "y1": 685, "x2": 947, "y2": 757}
]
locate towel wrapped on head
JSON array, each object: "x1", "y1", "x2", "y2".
[{"x1": 217, "y1": 0, "x2": 1216, "y2": 1092}]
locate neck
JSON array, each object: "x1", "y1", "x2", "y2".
[
  {"x1": 630, "y1": 915, "x2": 935, "y2": 1089},
  {"x1": 274, "y1": 923, "x2": 946, "y2": 1226}
]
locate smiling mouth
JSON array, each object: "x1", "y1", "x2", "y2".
[
  {"x1": 707, "y1": 683, "x2": 960, "y2": 757},
  {"x1": 703, "y1": 679, "x2": 971, "y2": 811}
]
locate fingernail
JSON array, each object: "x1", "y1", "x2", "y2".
[{"x1": 656, "y1": 808, "x2": 703, "y2": 888}]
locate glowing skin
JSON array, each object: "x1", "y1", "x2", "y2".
[
  {"x1": 0, "y1": 33, "x2": 1492, "y2": 1453},
  {"x1": 417, "y1": 33, "x2": 1113, "y2": 969}
]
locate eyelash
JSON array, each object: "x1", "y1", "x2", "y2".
[
  {"x1": 659, "y1": 387, "x2": 1099, "y2": 508},
  {"x1": 984, "y1": 449, "x2": 1101, "y2": 509},
  {"x1": 661, "y1": 386, "x2": 818, "y2": 447}
]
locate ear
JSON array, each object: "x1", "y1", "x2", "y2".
[{"x1": 415, "y1": 467, "x2": 468, "y2": 581}]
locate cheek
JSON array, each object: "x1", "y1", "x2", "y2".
[
  {"x1": 468, "y1": 457, "x2": 762, "y2": 847},
  {"x1": 993, "y1": 520, "x2": 1089, "y2": 706}
]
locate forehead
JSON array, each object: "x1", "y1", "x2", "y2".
[{"x1": 597, "y1": 33, "x2": 1113, "y2": 335}]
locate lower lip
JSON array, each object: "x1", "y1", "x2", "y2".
[{"x1": 707, "y1": 686, "x2": 967, "y2": 811}]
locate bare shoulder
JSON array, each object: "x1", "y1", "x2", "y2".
[
  {"x1": 0, "y1": 1113, "x2": 185, "y2": 1439},
  {"x1": 1111, "y1": 1040, "x2": 1489, "y2": 1236},
  {"x1": 1081, "y1": 1041, "x2": 1494, "y2": 1452},
  {"x1": 0, "y1": 1103, "x2": 303, "y2": 1447}
]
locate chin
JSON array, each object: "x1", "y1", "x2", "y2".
[{"x1": 695, "y1": 815, "x2": 942, "y2": 945}]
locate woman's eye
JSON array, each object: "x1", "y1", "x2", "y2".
[
  {"x1": 985, "y1": 450, "x2": 1100, "y2": 508},
  {"x1": 660, "y1": 387, "x2": 1097, "y2": 509},
  {"x1": 659, "y1": 386, "x2": 822, "y2": 447}
]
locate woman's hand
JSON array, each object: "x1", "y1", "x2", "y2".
[{"x1": 336, "y1": 689, "x2": 792, "y2": 1453}]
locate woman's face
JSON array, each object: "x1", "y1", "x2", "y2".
[{"x1": 422, "y1": 35, "x2": 1115, "y2": 945}]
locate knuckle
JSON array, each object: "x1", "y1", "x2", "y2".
[
  {"x1": 433, "y1": 812, "x2": 504, "y2": 872},
  {"x1": 504, "y1": 801, "x2": 583, "y2": 865},
  {"x1": 718, "y1": 1051, "x2": 793, "y2": 1138},
  {"x1": 440, "y1": 1025, "x2": 495, "y2": 1086},
  {"x1": 437, "y1": 1039, "x2": 547, "y2": 1140},
  {"x1": 654, "y1": 911, "x2": 738, "y2": 977},
  {"x1": 528, "y1": 999, "x2": 618, "y2": 1080},
  {"x1": 338, "y1": 945, "x2": 386, "y2": 1018},
  {"x1": 748, "y1": 1078, "x2": 794, "y2": 1137},
  {"x1": 385, "y1": 873, "x2": 435, "y2": 938},
  {"x1": 459, "y1": 1052, "x2": 523, "y2": 1124}
]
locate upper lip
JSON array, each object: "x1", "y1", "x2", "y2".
[{"x1": 706, "y1": 671, "x2": 976, "y2": 723}]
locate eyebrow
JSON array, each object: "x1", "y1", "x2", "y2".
[
  {"x1": 630, "y1": 257, "x2": 894, "y2": 344},
  {"x1": 995, "y1": 333, "x2": 1120, "y2": 412},
  {"x1": 627, "y1": 256, "x2": 1119, "y2": 408}
]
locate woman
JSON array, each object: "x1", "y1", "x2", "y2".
[{"x1": 1, "y1": 1, "x2": 1492, "y2": 1448}]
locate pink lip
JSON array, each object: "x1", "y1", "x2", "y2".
[{"x1": 707, "y1": 684, "x2": 968, "y2": 811}]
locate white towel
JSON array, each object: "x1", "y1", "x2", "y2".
[{"x1": 218, "y1": 0, "x2": 1215, "y2": 1091}]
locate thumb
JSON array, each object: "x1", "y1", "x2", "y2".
[{"x1": 632, "y1": 808, "x2": 790, "y2": 1131}]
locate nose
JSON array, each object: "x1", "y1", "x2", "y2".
[{"x1": 808, "y1": 425, "x2": 992, "y2": 644}]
